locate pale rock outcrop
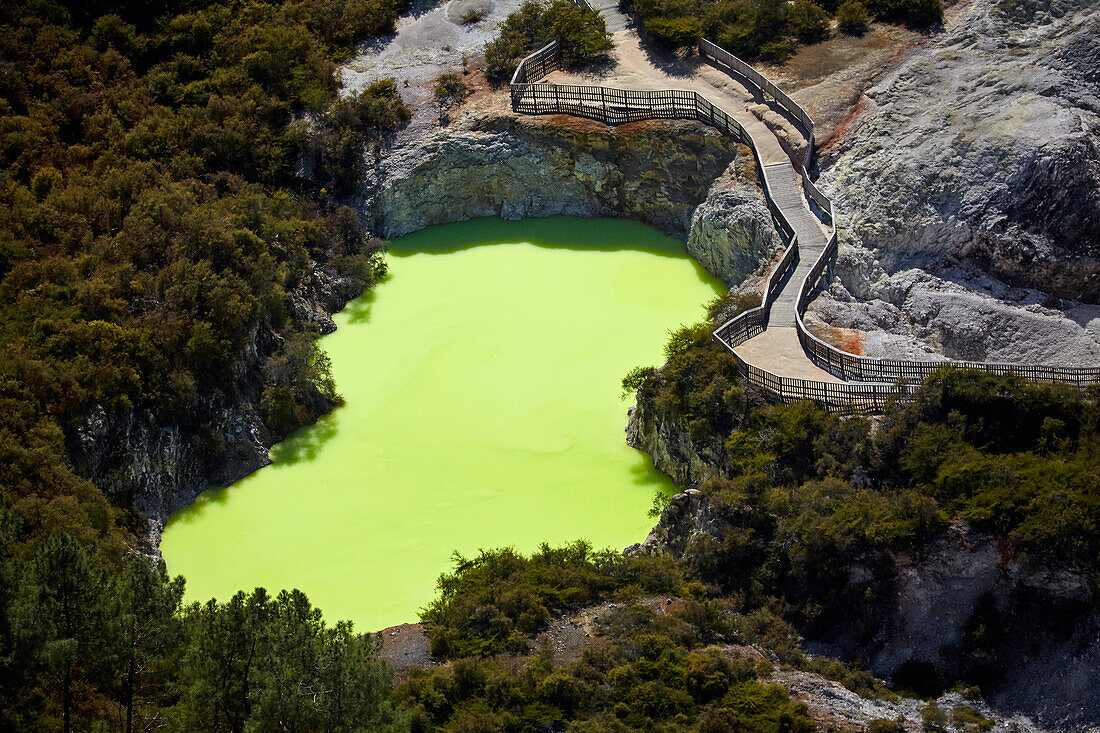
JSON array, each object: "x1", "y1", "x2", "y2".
[
  {"x1": 813, "y1": 0, "x2": 1100, "y2": 364},
  {"x1": 365, "y1": 114, "x2": 751, "y2": 243},
  {"x1": 688, "y1": 179, "x2": 781, "y2": 285}
]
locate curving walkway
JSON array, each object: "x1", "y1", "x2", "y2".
[{"x1": 511, "y1": 2, "x2": 1099, "y2": 409}]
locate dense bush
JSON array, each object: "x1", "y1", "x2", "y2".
[
  {"x1": 421, "y1": 541, "x2": 697, "y2": 657},
  {"x1": 624, "y1": 313, "x2": 1100, "y2": 636},
  {"x1": 787, "y1": 0, "x2": 830, "y2": 42},
  {"x1": 0, "y1": 0, "x2": 408, "y2": 558},
  {"x1": 0, "y1": 0, "x2": 411, "y2": 723},
  {"x1": 865, "y1": 0, "x2": 943, "y2": 26},
  {"x1": 627, "y1": 0, "x2": 941, "y2": 55},
  {"x1": 484, "y1": 0, "x2": 613, "y2": 81},
  {"x1": 402, "y1": 599, "x2": 816, "y2": 731},
  {"x1": 0, "y1": 528, "x2": 404, "y2": 731},
  {"x1": 837, "y1": 0, "x2": 870, "y2": 33}
]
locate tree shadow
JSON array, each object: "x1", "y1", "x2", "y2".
[
  {"x1": 344, "y1": 287, "x2": 380, "y2": 325},
  {"x1": 389, "y1": 215, "x2": 691, "y2": 259},
  {"x1": 269, "y1": 415, "x2": 340, "y2": 467}
]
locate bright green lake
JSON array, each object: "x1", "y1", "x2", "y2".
[{"x1": 160, "y1": 216, "x2": 723, "y2": 631}]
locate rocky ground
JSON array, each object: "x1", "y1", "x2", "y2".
[
  {"x1": 805, "y1": 0, "x2": 1100, "y2": 364},
  {"x1": 341, "y1": 0, "x2": 519, "y2": 142}
]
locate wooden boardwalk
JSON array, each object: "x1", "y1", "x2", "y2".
[{"x1": 510, "y1": 3, "x2": 1100, "y2": 410}]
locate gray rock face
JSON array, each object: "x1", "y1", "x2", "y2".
[
  {"x1": 365, "y1": 115, "x2": 750, "y2": 241},
  {"x1": 290, "y1": 262, "x2": 365, "y2": 335},
  {"x1": 625, "y1": 489, "x2": 727, "y2": 559},
  {"x1": 625, "y1": 402, "x2": 726, "y2": 489},
  {"x1": 71, "y1": 402, "x2": 271, "y2": 537},
  {"x1": 816, "y1": 0, "x2": 1100, "y2": 364},
  {"x1": 862, "y1": 523, "x2": 1100, "y2": 729},
  {"x1": 69, "y1": 262, "x2": 366, "y2": 537},
  {"x1": 688, "y1": 179, "x2": 781, "y2": 286}
]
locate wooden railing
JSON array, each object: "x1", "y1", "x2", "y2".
[
  {"x1": 510, "y1": 40, "x2": 561, "y2": 86},
  {"x1": 699, "y1": 39, "x2": 816, "y2": 167},
  {"x1": 509, "y1": 35, "x2": 1099, "y2": 410}
]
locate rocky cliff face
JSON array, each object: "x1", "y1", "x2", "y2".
[
  {"x1": 810, "y1": 0, "x2": 1100, "y2": 364},
  {"x1": 687, "y1": 180, "x2": 780, "y2": 286},
  {"x1": 629, "y1": 487, "x2": 1100, "y2": 729},
  {"x1": 67, "y1": 263, "x2": 363, "y2": 538},
  {"x1": 367, "y1": 110, "x2": 753, "y2": 246},
  {"x1": 626, "y1": 403, "x2": 727, "y2": 489}
]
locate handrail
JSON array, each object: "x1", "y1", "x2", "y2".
[
  {"x1": 699, "y1": 39, "x2": 815, "y2": 167},
  {"x1": 508, "y1": 34, "x2": 1099, "y2": 410}
]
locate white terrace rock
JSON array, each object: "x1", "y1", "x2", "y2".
[{"x1": 814, "y1": 0, "x2": 1100, "y2": 364}]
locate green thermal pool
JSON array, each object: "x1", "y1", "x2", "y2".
[{"x1": 160, "y1": 216, "x2": 724, "y2": 631}]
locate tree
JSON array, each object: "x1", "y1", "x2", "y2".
[
  {"x1": 483, "y1": 0, "x2": 612, "y2": 81},
  {"x1": 102, "y1": 558, "x2": 185, "y2": 733},
  {"x1": 176, "y1": 588, "x2": 403, "y2": 731},
  {"x1": 261, "y1": 332, "x2": 340, "y2": 438},
  {"x1": 249, "y1": 590, "x2": 403, "y2": 731},
  {"x1": 11, "y1": 533, "x2": 106, "y2": 733},
  {"x1": 787, "y1": 0, "x2": 829, "y2": 42},
  {"x1": 177, "y1": 589, "x2": 274, "y2": 732}
]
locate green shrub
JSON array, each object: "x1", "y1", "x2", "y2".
[
  {"x1": 759, "y1": 39, "x2": 795, "y2": 61},
  {"x1": 420, "y1": 542, "x2": 691, "y2": 658},
  {"x1": 866, "y1": 0, "x2": 943, "y2": 26},
  {"x1": 951, "y1": 705, "x2": 995, "y2": 732},
  {"x1": 646, "y1": 14, "x2": 704, "y2": 46},
  {"x1": 399, "y1": 600, "x2": 815, "y2": 730},
  {"x1": 461, "y1": 7, "x2": 486, "y2": 23},
  {"x1": 786, "y1": 0, "x2": 829, "y2": 42},
  {"x1": 922, "y1": 701, "x2": 949, "y2": 732},
  {"x1": 837, "y1": 0, "x2": 870, "y2": 33},
  {"x1": 869, "y1": 718, "x2": 906, "y2": 733},
  {"x1": 483, "y1": 0, "x2": 613, "y2": 80}
]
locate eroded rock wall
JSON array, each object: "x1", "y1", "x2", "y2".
[
  {"x1": 812, "y1": 0, "x2": 1100, "y2": 364},
  {"x1": 368, "y1": 113, "x2": 752, "y2": 247},
  {"x1": 68, "y1": 264, "x2": 364, "y2": 536}
]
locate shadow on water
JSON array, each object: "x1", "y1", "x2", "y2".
[
  {"x1": 269, "y1": 414, "x2": 340, "y2": 467},
  {"x1": 343, "y1": 287, "x2": 379, "y2": 325},
  {"x1": 389, "y1": 216, "x2": 691, "y2": 260}
]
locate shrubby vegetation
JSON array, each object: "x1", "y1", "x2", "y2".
[
  {"x1": 0, "y1": 0, "x2": 412, "y2": 725},
  {"x1": 624, "y1": 312, "x2": 1100, "y2": 640},
  {"x1": 837, "y1": 0, "x2": 870, "y2": 33},
  {"x1": 0, "y1": 0, "x2": 408, "y2": 557},
  {"x1": 628, "y1": 0, "x2": 942, "y2": 56},
  {"x1": 421, "y1": 541, "x2": 700, "y2": 657},
  {"x1": 402, "y1": 600, "x2": 817, "y2": 731},
  {"x1": 484, "y1": 0, "x2": 614, "y2": 81}
]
